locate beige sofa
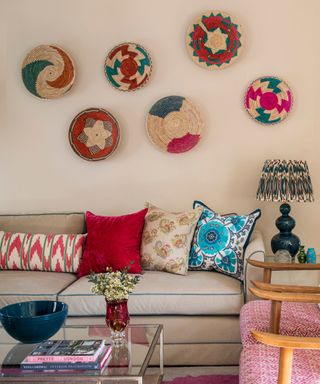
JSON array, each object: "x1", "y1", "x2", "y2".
[{"x1": 0, "y1": 212, "x2": 265, "y2": 366}]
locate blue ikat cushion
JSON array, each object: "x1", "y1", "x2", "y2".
[{"x1": 189, "y1": 201, "x2": 261, "y2": 281}]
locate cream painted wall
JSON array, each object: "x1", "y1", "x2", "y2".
[{"x1": 0, "y1": 0, "x2": 319, "y2": 254}]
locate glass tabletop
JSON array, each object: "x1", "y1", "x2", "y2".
[{"x1": 0, "y1": 324, "x2": 163, "y2": 380}]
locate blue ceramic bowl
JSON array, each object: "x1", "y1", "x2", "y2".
[{"x1": 0, "y1": 300, "x2": 68, "y2": 343}]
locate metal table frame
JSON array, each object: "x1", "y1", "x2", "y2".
[{"x1": 0, "y1": 324, "x2": 164, "y2": 384}]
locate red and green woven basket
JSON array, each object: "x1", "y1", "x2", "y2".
[{"x1": 186, "y1": 11, "x2": 243, "y2": 70}]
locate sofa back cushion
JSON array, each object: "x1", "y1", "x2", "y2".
[
  {"x1": 0, "y1": 213, "x2": 85, "y2": 234},
  {"x1": 140, "y1": 203, "x2": 203, "y2": 275},
  {"x1": 189, "y1": 201, "x2": 261, "y2": 281},
  {"x1": 77, "y1": 209, "x2": 148, "y2": 277},
  {"x1": 0, "y1": 231, "x2": 86, "y2": 273}
]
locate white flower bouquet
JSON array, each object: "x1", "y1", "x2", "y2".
[{"x1": 88, "y1": 267, "x2": 140, "y2": 302}]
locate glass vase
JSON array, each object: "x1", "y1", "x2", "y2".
[
  {"x1": 297, "y1": 245, "x2": 307, "y2": 263},
  {"x1": 105, "y1": 299, "x2": 129, "y2": 346},
  {"x1": 306, "y1": 247, "x2": 316, "y2": 264}
]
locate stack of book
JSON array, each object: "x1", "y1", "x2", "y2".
[{"x1": 20, "y1": 339, "x2": 112, "y2": 371}]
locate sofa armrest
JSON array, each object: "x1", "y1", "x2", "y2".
[{"x1": 243, "y1": 230, "x2": 265, "y2": 302}]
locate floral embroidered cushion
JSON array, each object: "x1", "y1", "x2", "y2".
[
  {"x1": 140, "y1": 203, "x2": 203, "y2": 275},
  {"x1": 189, "y1": 201, "x2": 261, "y2": 280},
  {"x1": 77, "y1": 209, "x2": 148, "y2": 277},
  {"x1": 0, "y1": 231, "x2": 86, "y2": 273}
]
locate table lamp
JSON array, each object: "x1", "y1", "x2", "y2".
[{"x1": 256, "y1": 159, "x2": 314, "y2": 257}]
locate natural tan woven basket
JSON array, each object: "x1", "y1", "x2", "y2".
[
  {"x1": 21, "y1": 44, "x2": 75, "y2": 99},
  {"x1": 146, "y1": 96, "x2": 203, "y2": 154}
]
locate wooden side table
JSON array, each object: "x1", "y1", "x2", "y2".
[{"x1": 248, "y1": 258, "x2": 320, "y2": 284}]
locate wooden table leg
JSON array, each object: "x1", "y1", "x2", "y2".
[{"x1": 263, "y1": 268, "x2": 272, "y2": 283}]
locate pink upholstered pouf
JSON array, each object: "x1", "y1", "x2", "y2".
[
  {"x1": 240, "y1": 344, "x2": 320, "y2": 384},
  {"x1": 240, "y1": 300, "x2": 320, "y2": 346}
]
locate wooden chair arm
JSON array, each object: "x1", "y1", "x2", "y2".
[
  {"x1": 249, "y1": 286, "x2": 320, "y2": 303},
  {"x1": 252, "y1": 331, "x2": 320, "y2": 350},
  {"x1": 251, "y1": 280, "x2": 320, "y2": 294}
]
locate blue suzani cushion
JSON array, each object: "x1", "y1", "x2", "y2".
[{"x1": 189, "y1": 201, "x2": 261, "y2": 281}]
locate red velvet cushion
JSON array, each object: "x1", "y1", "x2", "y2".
[{"x1": 77, "y1": 209, "x2": 147, "y2": 277}]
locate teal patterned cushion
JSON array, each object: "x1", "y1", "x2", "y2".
[{"x1": 189, "y1": 201, "x2": 261, "y2": 280}]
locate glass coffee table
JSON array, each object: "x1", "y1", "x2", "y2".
[{"x1": 0, "y1": 324, "x2": 163, "y2": 383}]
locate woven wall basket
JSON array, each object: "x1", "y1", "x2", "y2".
[
  {"x1": 69, "y1": 108, "x2": 120, "y2": 161},
  {"x1": 186, "y1": 10, "x2": 243, "y2": 70},
  {"x1": 245, "y1": 76, "x2": 293, "y2": 124},
  {"x1": 146, "y1": 96, "x2": 203, "y2": 154},
  {"x1": 105, "y1": 42, "x2": 152, "y2": 91},
  {"x1": 21, "y1": 45, "x2": 75, "y2": 99}
]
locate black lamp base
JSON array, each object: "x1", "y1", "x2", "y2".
[{"x1": 271, "y1": 203, "x2": 300, "y2": 257}]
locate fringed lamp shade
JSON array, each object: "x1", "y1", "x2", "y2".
[
  {"x1": 256, "y1": 160, "x2": 314, "y2": 203},
  {"x1": 256, "y1": 160, "x2": 314, "y2": 257}
]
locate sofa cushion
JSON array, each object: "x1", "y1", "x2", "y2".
[
  {"x1": 77, "y1": 209, "x2": 147, "y2": 277},
  {"x1": 0, "y1": 270, "x2": 77, "y2": 308},
  {"x1": 59, "y1": 270, "x2": 243, "y2": 316},
  {"x1": 189, "y1": 201, "x2": 261, "y2": 281},
  {"x1": 240, "y1": 300, "x2": 320, "y2": 346},
  {"x1": 141, "y1": 204, "x2": 203, "y2": 275},
  {"x1": 0, "y1": 231, "x2": 86, "y2": 273},
  {"x1": 0, "y1": 213, "x2": 85, "y2": 234},
  {"x1": 240, "y1": 344, "x2": 320, "y2": 384}
]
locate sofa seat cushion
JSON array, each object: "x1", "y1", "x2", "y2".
[
  {"x1": 240, "y1": 300, "x2": 320, "y2": 346},
  {"x1": 59, "y1": 270, "x2": 243, "y2": 316},
  {"x1": 0, "y1": 270, "x2": 77, "y2": 308},
  {"x1": 240, "y1": 344, "x2": 320, "y2": 384}
]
